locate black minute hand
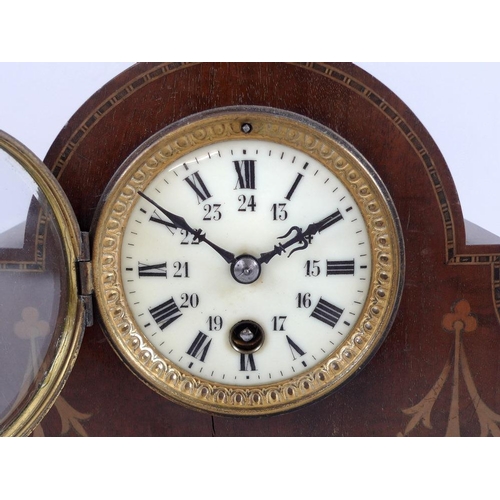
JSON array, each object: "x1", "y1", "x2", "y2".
[
  {"x1": 138, "y1": 191, "x2": 236, "y2": 264},
  {"x1": 258, "y1": 209, "x2": 343, "y2": 265}
]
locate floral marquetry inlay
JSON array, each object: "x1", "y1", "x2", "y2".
[{"x1": 399, "y1": 300, "x2": 500, "y2": 437}]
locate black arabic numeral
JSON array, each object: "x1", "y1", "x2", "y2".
[
  {"x1": 180, "y1": 229, "x2": 201, "y2": 245},
  {"x1": 271, "y1": 203, "x2": 288, "y2": 221},
  {"x1": 296, "y1": 292, "x2": 312, "y2": 308},
  {"x1": 305, "y1": 260, "x2": 321, "y2": 277},
  {"x1": 180, "y1": 293, "x2": 199, "y2": 308},
  {"x1": 207, "y1": 315, "x2": 223, "y2": 331},
  {"x1": 272, "y1": 316, "x2": 287, "y2": 331},
  {"x1": 203, "y1": 203, "x2": 222, "y2": 221},
  {"x1": 238, "y1": 194, "x2": 256, "y2": 212},
  {"x1": 173, "y1": 261, "x2": 189, "y2": 278}
]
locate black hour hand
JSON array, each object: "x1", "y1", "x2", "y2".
[{"x1": 138, "y1": 191, "x2": 236, "y2": 264}]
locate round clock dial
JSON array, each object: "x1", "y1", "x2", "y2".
[
  {"x1": 93, "y1": 107, "x2": 404, "y2": 415},
  {"x1": 121, "y1": 139, "x2": 371, "y2": 385}
]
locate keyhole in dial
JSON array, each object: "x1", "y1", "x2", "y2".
[{"x1": 230, "y1": 320, "x2": 265, "y2": 353}]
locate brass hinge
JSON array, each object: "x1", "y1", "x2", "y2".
[{"x1": 77, "y1": 231, "x2": 94, "y2": 327}]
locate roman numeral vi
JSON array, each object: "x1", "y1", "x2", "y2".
[{"x1": 240, "y1": 353, "x2": 257, "y2": 371}]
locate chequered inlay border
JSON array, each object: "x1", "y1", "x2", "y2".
[
  {"x1": 50, "y1": 62, "x2": 499, "y2": 266},
  {"x1": 0, "y1": 209, "x2": 47, "y2": 272}
]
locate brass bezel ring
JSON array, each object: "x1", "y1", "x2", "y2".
[{"x1": 0, "y1": 131, "x2": 84, "y2": 436}]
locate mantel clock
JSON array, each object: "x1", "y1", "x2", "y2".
[{"x1": 1, "y1": 63, "x2": 498, "y2": 437}]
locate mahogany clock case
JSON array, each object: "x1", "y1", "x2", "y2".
[
  {"x1": 3, "y1": 62, "x2": 500, "y2": 436},
  {"x1": 91, "y1": 105, "x2": 405, "y2": 417}
]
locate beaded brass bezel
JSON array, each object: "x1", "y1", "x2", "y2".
[{"x1": 93, "y1": 107, "x2": 404, "y2": 416}]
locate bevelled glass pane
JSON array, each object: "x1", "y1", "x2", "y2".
[{"x1": 0, "y1": 147, "x2": 68, "y2": 431}]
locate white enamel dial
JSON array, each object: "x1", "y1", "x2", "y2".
[{"x1": 120, "y1": 138, "x2": 372, "y2": 386}]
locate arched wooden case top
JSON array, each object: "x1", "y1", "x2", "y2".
[{"x1": 13, "y1": 62, "x2": 500, "y2": 436}]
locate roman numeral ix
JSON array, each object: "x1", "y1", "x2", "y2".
[{"x1": 138, "y1": 262, "x2": 167, "y2": 278}]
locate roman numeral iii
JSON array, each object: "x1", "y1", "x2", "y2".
[{"x1": 326, "y1": 259, "x2": 355, "y2": 275}]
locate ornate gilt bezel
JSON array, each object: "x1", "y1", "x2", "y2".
[{"x1": 93, "y1": 107, "x2": 404, "y2": 416}]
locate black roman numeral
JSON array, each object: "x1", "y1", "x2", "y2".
[
  {"x1": 286, "y1": 335, "x2": 307, "y2": 365},
  {"x1": 285, "y1": 173, "x2": 304, "y2": 200},
  {"x1": 187, "y1": 331, "x2": 212, "y2": 362},
  {"x1": 326, "y1": 259, "x2": 355, "y2": 275},
  {"x1": 184, "y1": 171, "x2": 212, "y2": 203},
  {"x1": 149, "y1": 298, "x2": 182, "y2": 330},
  {"x1": 234, "y1": 160, "x2": 256, "y2": 189},
  {"x1": 138, "y1": 262, "x2": 167, "y2": 278},
  {"x1": 310, "y1": 298, "x2": 343, "y2": 328},
  {"x1": 240, "y1": 353, "x2": 257, "y2": 371}
]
